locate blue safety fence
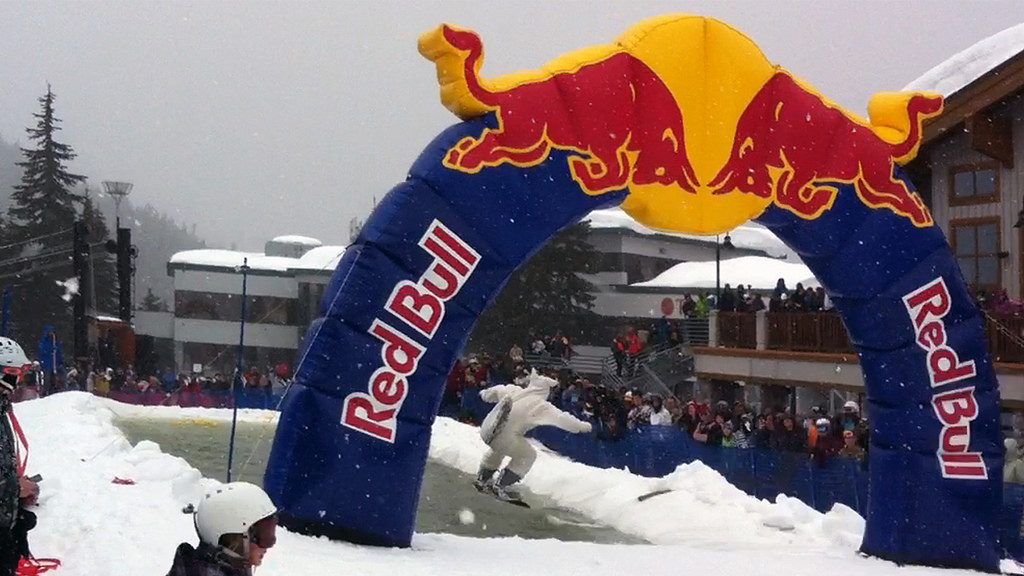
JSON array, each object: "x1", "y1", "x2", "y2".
[{"x1": 447, "y1": 386, "x2": 1024, "y2": 560}]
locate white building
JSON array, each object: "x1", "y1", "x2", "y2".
[
  {"x1": 136, "y1": 236, "x2": 344, "y2": 374},
  {"x1": 136, "y1": 210, "x2": 794, "y2": 372}
]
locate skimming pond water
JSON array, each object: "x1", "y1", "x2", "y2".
[{"x1": 116, "y1": 416, "x2": 641, "y2": 544}]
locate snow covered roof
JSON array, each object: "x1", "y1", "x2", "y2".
[
  {"x1": 632, "y1": 255, "x2": 818, "y2": 291},
  {"x1": 292, "y1": 245, "x2": 347, "y2": 272},
  {"x1": 169, "y1": 245, "x2": 347, "y2": 275},
  {"x1": 583, "y1": 208, "x2": 795, "y2": 259},
  {"x1": 904, "y1": 22, "x2": 1024, "y2": 96},
  {"x1": 271, "y1": 235, "x2": 322, "y2": 247}
]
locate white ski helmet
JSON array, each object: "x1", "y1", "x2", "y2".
[
  {"x1": 194, "y1": 482, "x2": 277, "y2": 547},
  {"x1": 0, "y1": 338, "x2": 29, "y2": 369}
]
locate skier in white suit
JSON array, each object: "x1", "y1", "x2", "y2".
[{"x1": 475, "y1": 370, "x2": 592, "y2": 502}]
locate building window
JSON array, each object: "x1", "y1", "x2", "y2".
[
  {"x1": 174, "y1": 291, "x2": 296, "y2": 325},
  {"x1": 949, "y1": 163, "x2": 999, "y2": 206},
  {"x1": 952, "y1": 218, "x2": 1000, "y2": 289}
]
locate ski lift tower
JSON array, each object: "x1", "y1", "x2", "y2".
[{"x1": 102, "y1": 181, "x2": 133, "y2": 228}]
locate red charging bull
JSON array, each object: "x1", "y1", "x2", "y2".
[
  {"x1": 710, "y1": 72, "x2": 941, "y2": 226},
  {"x1": 422, "y1": 25, "x2": 699, "y2": 195}
]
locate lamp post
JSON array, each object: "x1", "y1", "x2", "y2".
[
  {"x1": 101, "y1": 181, "x2": 133, "y2": 228},
  {"x1": 715, "y1": 233, "x2": 735, "y2": 308}
]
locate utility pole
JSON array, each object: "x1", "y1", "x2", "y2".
[{"x1": 72, "y1": 220, "x2": 97, "y2": 362}]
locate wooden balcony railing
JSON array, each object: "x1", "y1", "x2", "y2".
[
  {"x1": 717, "y1": 311, "x2": 757, "y2": 349},
  {"x1": 986, "y1": 314, "x2": 1024, "y2": 364},
  {"x1": 715, "y1": 310, "x2": 1024, "y2": 365},
  {"x1": 767, "y1": 312, "x2": 854, "y2": 354}
]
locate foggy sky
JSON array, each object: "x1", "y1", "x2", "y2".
[{"x1": 0, "y1": 1, "x2": 1021, "y2": 250}]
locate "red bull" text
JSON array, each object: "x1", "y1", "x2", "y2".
[
  {"x1": 342, "y1": 220, "x2": 480, "y2": 442},
  {"x1": 903, "y1": 277, "x2": 986, "y2": 480}
]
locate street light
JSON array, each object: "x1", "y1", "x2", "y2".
[
  {"x1": 101, "y1": 181, "x2": 133, "y2": 228},
  {"x1": 715, "y1": 233, "x2": 735, "y2": 308}
]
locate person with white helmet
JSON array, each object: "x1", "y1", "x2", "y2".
[
  {"x1": 168, "y1": 482, "x2": 277, "y2": 576},
  {"x1": 0, "y1": 337, "x2": 38, "y2": 576},
  {"x1": 474, "y1": 370, "x2": 592, "y2": 504}
]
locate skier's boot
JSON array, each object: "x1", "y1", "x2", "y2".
[
  {"x1": 493, "y1": 469, "x2": 523, "y2": 502},
  {"x1": 474, "y1": 467, "x2": 498, "y2": 493}
]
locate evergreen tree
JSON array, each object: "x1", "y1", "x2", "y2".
[
  {"x1": 81, "y1": 191, "x2": 117, "y2": 315},
  {"x1": 10, "y1": 87, "x2": 85, "y2": 237},
  {"x1": 5, "y1": 86, "x2": 87, "y2": 344},
  {"x1": 468, "y1": 222, "x2": 599, "y2": 352},
  {"x1": 140, "y1": 288, "x2": 166, "y2": 312}
]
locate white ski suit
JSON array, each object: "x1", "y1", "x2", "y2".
[{"x1": 477, "y1": 372, "x2": 591, "y2": 479}]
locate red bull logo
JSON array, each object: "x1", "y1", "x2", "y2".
[
  {"x1": 710, "y1": 72, "x2": 941, "y2": 226},
  {"x1": 342, "y1": 220, "x2": 480, "y2": 442},
  {"x1": 903, "y1": 277, "x2": 985, "y2": 480},
  {"x1": 421, "y1": 19, "x2": 942, "y2": 232},
  {"x1": 420, "y1": 25, "x2": 699, "y2": 195}
]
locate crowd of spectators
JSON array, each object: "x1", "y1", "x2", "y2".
[
  {"x1": 11, "y1": 361, "x2": 293, "y2": 402},
  {"x1": 547, "y1": 375, "x2": 869, "y2": 465},
  {"x1": 715, "y1": 279, "x2": 834, "y2": 313}
]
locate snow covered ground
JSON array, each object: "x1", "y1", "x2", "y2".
[{"x1": 9, "y1": 393, "x2": 1001, "y2": 575}]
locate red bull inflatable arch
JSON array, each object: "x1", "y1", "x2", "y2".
[{"x1": 265, "y1": 14, "x2": 1003, "y2": 571}]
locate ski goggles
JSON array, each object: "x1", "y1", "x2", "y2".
[{"x1": 0, "y1": 365, "x2": 27, "y2": 391}]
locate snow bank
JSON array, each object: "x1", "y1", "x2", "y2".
[
  {"x1": 904, "y1": 22, "x2": 1024, "y2": 96},
  {"x1": 631, "y1": 255, "x2": 818, "y2": 290},
  {"x1": 430, "y1": 417, "x2": 859, "y2": 550},
  {"x1": 9, "y1": 394, "x2": 989, "y2": 575}
]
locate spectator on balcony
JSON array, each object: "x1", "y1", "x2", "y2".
[
  {"x1": 791, "y1": 283, "x2": 808, "y2": 311},
  {"x1": 509, "y1": 343, "x2": 524, "y2": 364},
  {"x1": 746, "y1": 292, "x2": 766, "y2": 312},
  {"x1": 719, "y1": 284, "x2": 736, "y2": 312},
  {"x1": 649, "y1": 395, "x2": 672, "y2": 426},
  {"x1": 681, "y1": 294, "x2": 696, "y2": 318},
  {"x1": 811, "y1": 418, "x2": 843, "y2": 466},
  {"x1": 771, "y1": 414, "x2": 806, "y2": 452},
  {"x1": 737, "y1": 285, "x2": 749, "y2": 312},
  {"x1": 839, "y1": 430, "x2": 866, "y2": 461},
  {"x1": 773, "y1": 278, "x2": 789, "y2": 300},
  {"x1": 530, "y1": 338, "x2": 546, "y2": 356},
  {"x1": 769, "y1": 292, "x2": 786, "y2": 312},
  {"x1": 695, "y1": 293, "x2": 710, "y2": 318}
]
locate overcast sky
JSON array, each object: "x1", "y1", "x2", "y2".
[{"x1": 0, "y1": 1, "x2": 1021, "y2": 250}]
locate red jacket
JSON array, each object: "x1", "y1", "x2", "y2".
[{"x1": 626, "y1": 333, "x2": 642, "y2": 355}]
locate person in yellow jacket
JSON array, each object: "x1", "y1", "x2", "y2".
[{"x1": 93, "y1": 368, "x2": 111, "y2": 397}]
